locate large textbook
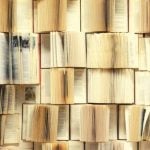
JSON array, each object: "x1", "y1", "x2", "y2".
[{"x1": 0, "y1": 33, "x2": 39, "y2": 84}]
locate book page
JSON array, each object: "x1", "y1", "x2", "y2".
[
  {"x1": 139, "y1": 141, "x2": 150, "y2": 150},
  {"x1": 41, "y1": 34, "x2": 50, "y2": 68},
  {"x1": 12, "y1": 0, "x2": 33, "y2": 32},
  {"x1": 41, "y1": 69, "x2": 50, "y2": 103},
  {"x1": 0, "y1": 33, "x2": 9, "y2": 84},
  {"x1": 3, "y1": 114, "x2": 20, "y2": 144},
  {"x1": 57, "y1": 105, "x2": 69, "y2": 140},
  {"x1": 107, "y1": 0, "x2": 128, "y2": 32},
  {"x1": 69, "y1": 141, "x2": 84, "y2": 150},
  {"x1": 74, "y1": 69, "x2": 86, "y2": 103},
  {"x1": 67, "y1": 0, "x2": 80, "y2": 31}
]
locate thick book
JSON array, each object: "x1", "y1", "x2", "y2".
[
  {"x1": 87, "y1": 33, "x2": 138, "y2": 68},
  {"x1": 88, "y1": 69, "x2": 134, "y2": 103}
]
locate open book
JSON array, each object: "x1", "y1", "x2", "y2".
[
  {"x1": 0, "y1": 114, "x2": 20, "y2": 145},
  {"x1": 22, "y1": 104, "x2": 59, "y2": 142},
  {"x1": 87, "y1": 33, "x2": 138, "y2": 68},
  {"x1": 88, "y1": 69, "x2": 134, "y2": 103},
  {"x1": 41, "y1": 69, "x2": 86, "y2": 104},
  {"x1": 81, "y1": 0, "x2": 128, "y2": 32},
  {"x1": 71, "y1": 105, "x2": 117, "y2": 140},
  {"x1": 80, "y1": 105, "x2": 110, "y2": 142},
  {"x1": 0, "y1": 0, "x2": 9, "y2": 32},
  {"x1": 41, "y1": 32, "x2": 86, "y2": 68}
]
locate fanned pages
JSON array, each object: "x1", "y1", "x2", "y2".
[
  {"x1": 80, "y1": 105, "x2": 110, "y2": 142},
  {"x1": 135, "y1": 71, "x2": 150, "y2": 105},
  {"x1": 22, "y1": 105, "x2": 59, "y2": 142},
  {"x1": 0, "y1": 0, "x2": 9, "y2": 32},
  {"x1": 129, "y1": 0, "x2": 150, "y2": 33},
  {"x1": 107, "y1": 0, "x2": 128, "y2": 32},
  {"x1": 11, "y1": 33, "x2": 39, "y2": 84},
  {"x1": 12, "y1": 0, "x2": 33, "y2": 33},
  {"x1": 41, "y1": 32, "x2": 86, "y2": 68},
  {"x1": 139, "y1": 37, "x2": 150, "y2": 71},
  {"x1": 67, "y1": 0, "x2": 80, "y2": 31},
  {"x1": 81, "y1": 0, "x2": 106, "y2": 32},
  {"x1": 37, "y1": 0, "x2": 67, "y2": 32},
  {"x1": 88, "y1": 69, "x2": 134, "y2": 103},
  {"x1": 87, "y1": 33, "x2": 138, "y2": 68}
]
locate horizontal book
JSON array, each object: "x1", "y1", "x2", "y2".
[
  {"x1": 41, "y1": 32, "x2": 86, "y2": 68},
  {"x1": 0, "y1": 0, "x2": 9, "y2": 32},
  {"x1": 0, "y1": 114, "x2": 20, "y2": 145},
  {"x1": 41, "y1": 68, "x2": 86, "y2": 104},
  {"x1": 129, "y1": 0, "x2": 150, "y2": 33},
  {"x1": 36, "y1": 0, "x2": 67, "y2": 32},
  {"x1": 12, "y1": 0, "x2": 33, "y2": 33},
  {"x1": 80, "y1": 105, "x2": 110, "y2": 142},
  {"x1": 85, "y1": 140, "x2": 138, "y2": 150},
  {"x1": 22, "y1": 104, "x2": 59, "y2": 142},
  {"x1": 87, "y1": 33, "x2": 138, "y2": 68},
  {"x1": 70, "y1": 105, "x2": 117, "y2": 140},
  {"x1": 88, "y1": 69, "x2": 134, "y2": 103}
]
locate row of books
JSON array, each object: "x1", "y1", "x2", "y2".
[
  {"x1": 1, "y1": 32, "x2": 150, "y2": 76},
  {"x1": 1, "y1": 69, "x2": 150, "y2": 106},
  {"x1": 0, "y1": 0, "x2": 150, "y2": 33},
  {"x1": 22, "y1": 104, "x2": 150, "y2": 142},
  {"x1": 0, "y1": 141, "x2": 149, "y2": 150},
  {"x1": 41, "y1": 32, "x2": 149, "y2": 69}
]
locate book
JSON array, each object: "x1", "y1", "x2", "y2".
[
  {"x1": 80, "y1": 105, "x2": 110, "y2": 142},
  {"x1": 0, "y1": 85, "x2": 15, "y2": 114},
  {"x1": 12, "y1": 0, "x2": 33, "y2": 33},
  {"x1": 107, "y1": 0, "x2": 128, "y2": 32},
  {"x1": 41, "y1": 32, "x2": 86, "y2": 68},
  {"x1": 139, "y1": 37, "x2": 150, "y2": 71},
  {"x1": 36, "y1": 0, "x2": 67, "y2": 32},
  {"x1": 129, "y1": 0, "x2": 150, "y2": 33},
  {"x1": 67, "y1": 0, "x2": 80, "y2": 31},
  {"x1": 22, "y1": 104, "x2": 59, "y2": 142},
  {"x1": 88, "y1": 69, "x2": 134, "y2": 103},
  {"x1": 0, "y1": 0, "x2": 9, "y2": 32},
  {"x1": 41, "y1": 69, "x2": 86, "y2": 104},
  {"x1": 81, "y1": 0, "x2": 106, "y2": 32},
  {"x1": 0, "y1": 114, "x2": 20, "y2": 145},
  {"x1": 70, "y1": 105, "x2": 117, "y2": 140},
  {"x1": 11, "y1": 33, "x2": 39, "y2": 84},
  {"x1": 85, "y1": 140, "x2": 137, "y2": 150},
  {"x1": 87, "y1": 33, "x2": 138, "y2": 68},
  {"x1": 135, "y1": 71, "x2": 150, "y2": 105}
]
